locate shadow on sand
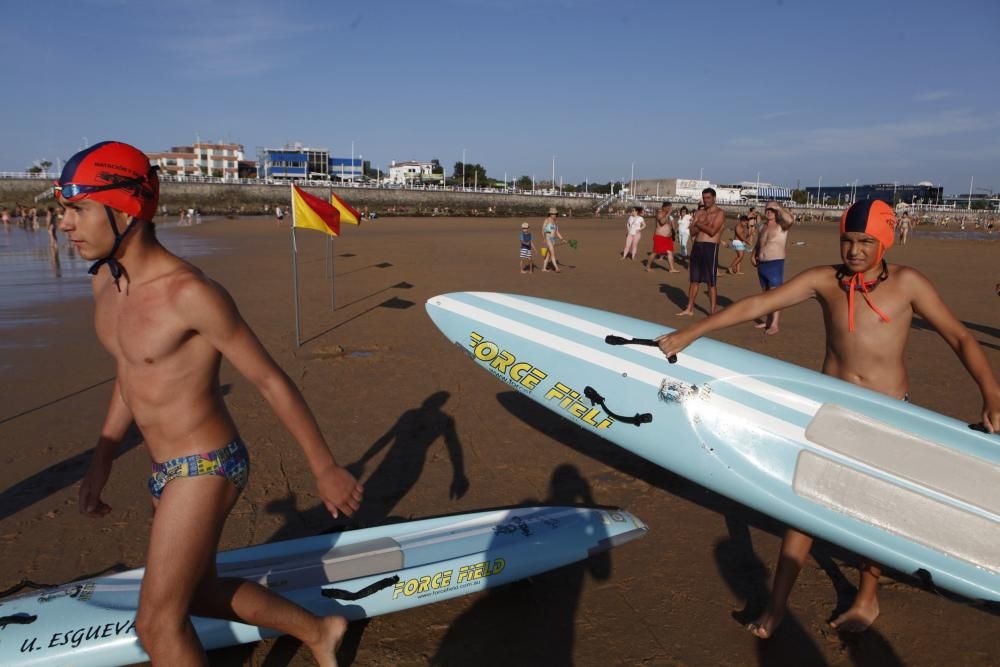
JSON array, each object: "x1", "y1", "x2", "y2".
[
  {"x1": 212, "y1": 391, "x2": 469, "y2": 666},
  {"x1": 496, "y1": 390, "x2": 911, "y2": 665},
  {"x1": 429, "y1": 464, "x2": 610, "y2": 666}
]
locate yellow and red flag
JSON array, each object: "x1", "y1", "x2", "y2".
[
  {"x1": 292, "y1": 185, "x2": 341, "y2": 237},
  {"x1": 330, "y1": 191, "x2": 361, "y2": 225}
]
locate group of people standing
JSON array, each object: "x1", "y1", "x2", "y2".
[{"x1": 619, "y1": 190, "x2": 795, "y2": 335}]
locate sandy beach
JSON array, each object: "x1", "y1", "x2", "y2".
[{"x1": 1, "y1": 215, "x2": 998, "y2": 666}]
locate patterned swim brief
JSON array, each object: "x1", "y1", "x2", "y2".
[{"x1": 148, "y1": 438, "x2": 250, "y2": 499}]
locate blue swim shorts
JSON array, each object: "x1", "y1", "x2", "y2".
[{"x1": 757, "y1": 259, "x2": 785, "y2": 290}]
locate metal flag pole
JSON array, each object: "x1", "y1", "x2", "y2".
[
  {"x1": 328, "y1": 235, "x2": 335, "y2": 310},
  {"x1": 290, "y1": 183, "x2": 301, "y2": 348},
  {"x1": 329, "y1": 185, "x2": 335, "y2": 310}
]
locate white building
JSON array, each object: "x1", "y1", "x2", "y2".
[
  {"x1": 147, "y1": 141, "x2": 244, "y2": 180},
  {"x1": 388, "y1": 161, "x2": 440, "y2": 185}
]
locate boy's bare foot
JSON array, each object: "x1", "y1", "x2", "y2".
[
  {"x1": 746, "y1": 610, "x2": 783, "y2": 639},
  {"x1": 307, "y1": 615, "x2": 348, "y2": 667},
  {"x1": 676, "y1": 310, "x2": 694, "y2": 317},
  {"x1": 830, "y1": 599, "x2": 879, "y2": 633},
  {"x1": 754, "y1": 321, "x2": 768, "y2": 329},
  {"x1": 765, "y1": 326, "x2": 780, "y2": 335},
  {"x1": 669, "y1": 269, "x2": 680, "y2": 273}
]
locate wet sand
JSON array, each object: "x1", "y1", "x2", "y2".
[{"x1": 1, "y1": 216, "x2": 998, "y2": 666}]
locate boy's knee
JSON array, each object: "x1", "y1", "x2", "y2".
[{"x1": 135, "y1": 605, "x2": 186, "y2": 647}]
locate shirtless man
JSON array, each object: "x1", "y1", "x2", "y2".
[
  {"x1": 677, "y1": 188, "x2": 725, "y2": 316},
  {"x1": 646, "y1": 201, "x2": 680, "y2": 273},
  {"x1": 752, "y1": 202, "x2": 794, "y2": 334},
  {"x1": 728, "y1": 215, "x2": 751, "y2": 275},
  {"x1": 61, "y1": 142, "x2": 362, "y2": 666},
  {"x1": 657, "y1": 199, "x2": 1000, "y2": 639}
]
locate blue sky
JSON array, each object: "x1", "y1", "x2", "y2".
[{"x1": 4, "y1": 0, "x2": 998, "y2": 194}]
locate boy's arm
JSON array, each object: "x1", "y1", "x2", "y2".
[
  {"x1": 80, "y1": 379, "x2": 134, "y2": 517},
  {"x1": 657, "y1": 267, "x2": 824, "y2": 358},
  {"x1": 178, "y1": 276, "x2": 363, "y2": 517},
  {"x1": 905, "y1": 269, "x2": 1000, "y2": 431}
]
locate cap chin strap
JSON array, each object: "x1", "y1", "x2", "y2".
[
  {"x1": 87, "y1": 205, "x2": 138, "y2": 291},
  {"x1": 845, "y1": 248, "x2": 891, "y2": 332}
]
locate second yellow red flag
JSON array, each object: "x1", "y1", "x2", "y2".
[{"x1": 331, "y1": 191, "x2": 361, "y2": 225}]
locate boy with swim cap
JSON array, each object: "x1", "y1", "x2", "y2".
[
  {"x1": 656, "y1": 199, "x2": 1000, "y2": 638},
  {"x1": 60, "y1": 141, "x2": 361, "y2": 665}
]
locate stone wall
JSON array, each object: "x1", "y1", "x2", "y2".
[{"x1": 0, "y1": 178, "x2": 603, "y2": 217}]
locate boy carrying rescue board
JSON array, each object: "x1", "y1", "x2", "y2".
[{"x1": 656, "y1": 199, "x2": 1000, "y2": 638}]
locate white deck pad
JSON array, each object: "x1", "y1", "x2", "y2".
[
  {"x1": 793, "y1": 451, "x2": 1000, "y2": 574},
  {"x1": 805, "y1": 403, "x2": 1000, "y2": 516}
]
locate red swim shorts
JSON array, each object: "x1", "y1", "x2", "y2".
[{"x1": 653, "y1": 236, "x2": 674, "y2": 255}]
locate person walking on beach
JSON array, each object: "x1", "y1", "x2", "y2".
[
  {"x1": 656, "y1": 199, "x2": 1000, "y2": 639},
  {"x1": 61, "y1": 142, "x2": 361, "y2": 667},
  {"x1": 728, "y1": 215, "x2": 751, "y2": 275},
  {"x1": 898, "y1": 211, "x2": 911, "y2": 245},
  {"x1": 646, "y1": 202, "x2": 680, "y2": 273},
  {"x1": 676, "y1": 206, "x2": 692, "y2": 261},
  {"x1": 752, "y1": 202, "x2": 795, "y2": 334},
  {"x1": 677, "y1": 189, "x2": 725, "y2": 316},
  {"x1": 46, "y1": 206, "x2": 58, "y2": 246},
  {"x1": 275, "y1": 205, "x2": 284, "y2": 226},
  {"x1": 622, "y1": 206, "x2": 646, "y2": 260},
  {"x1": 519, "y1": 221, "x2": 536, "y2": 274},
  {"x1": 542, "y1": 208, "x2": 564, "y2": 273}
]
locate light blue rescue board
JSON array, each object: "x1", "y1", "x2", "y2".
[
  {"x1": 0, "y1": 506, "x2": 645, "y2": 667},
  {"x1": 425, "y1": 292, "x2": 1000, "y2": 603}
]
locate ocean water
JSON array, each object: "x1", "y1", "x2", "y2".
[{"x1": 0, "y1": 222, "x2": 230, "y2": 331}]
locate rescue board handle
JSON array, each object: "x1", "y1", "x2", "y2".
[
  {"x1": 604, "y1": 335, "x2": 677, "y2": 364},
  {"x1": 321, "y1": 575, "x2": 400, "y2": 601},
  {"x1": 583, "y1": 386, "x2": 652, "y2": 427}
]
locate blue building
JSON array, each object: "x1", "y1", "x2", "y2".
[
  {"x1": 804, "y1": 182, "x2": 944, "y2": 207},
  {"x1": 258, "y1": 146, "x2": 363, "y2": 181}
]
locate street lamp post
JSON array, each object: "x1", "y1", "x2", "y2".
[
  {"x1": 817, "y1": 176, "x2": 822, "y2": 208},
  {"x1": 552, "y1": 155, "x2": 556, "y2": 192},
  {"x1": 462, "y1": 148, "x2": 466, "y2": 190}
]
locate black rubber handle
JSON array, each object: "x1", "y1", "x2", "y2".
[
  {"x1": 604, "y1": 334, "x2": 677, "y2": 364},
  {"x1": 583, "y1": 386, "x2": 652, "y2": 427},
  {"x1": 0, "y1": 613, "x2": 37, "y2": 628},
  {"x1": 321, "y1": 575, "x2": 399, "y2": 601}
]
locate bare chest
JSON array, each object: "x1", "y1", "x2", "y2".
[
  {"x1": 818, "y1": 280, "x2": 914, "y2": 347},
  {"x1": 94, "y1": 283, "x2": 190, "y2": 367}
]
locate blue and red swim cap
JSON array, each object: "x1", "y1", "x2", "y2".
[
  {"x1": 57, "y1": 141, "x2": 159, "y2": 221},
  {"x1": 840, "y1": 199, "x2": 896, "y2": 261}
]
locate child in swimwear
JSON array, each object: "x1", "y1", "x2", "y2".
[
  {"x1": 657, "y1": 199, "x2": 1000, "y2": 639},
  {"x1": 519, "y1": 222, "x2": 535, "y2": 274},
  {"x1": 728, "y1": 215, "x2": 751, "y2": 275}
]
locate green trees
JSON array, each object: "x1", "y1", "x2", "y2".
[{"x1": 452, "y1": 161, "x2": 487, "y2": 186}]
